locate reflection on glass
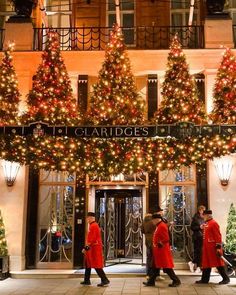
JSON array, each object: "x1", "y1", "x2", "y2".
[
  {"x1": 159, "y1": 166, "x2": 195, "y2": 183},
  {"x1": 40, "y1": 170, "x2": 75, "y2": 183},
  {"x1": 159, "y1": 167, "x2": 195, "y2": 261},
  {"x1": 96, "y1": 191, "x2": 142, "y2": 262},
  {"x1": 37, "y1": 171, "x2": 75, "y2": 265}
]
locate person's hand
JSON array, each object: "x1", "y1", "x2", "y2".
[
  {"x1": 157, "y1": 242, "x2": 163, "y2": 248},
  {"x1": 200, "y1": 224, "x2": 205, "y2": 229},
  {"x1": 216, "y1": 249, "x2": 221, "y2": 258},
  {"x1": 82, "y1": 245, "x2": 90, "y2": 254}
]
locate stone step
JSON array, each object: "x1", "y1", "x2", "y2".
[{"x1": 10, "y1": 263, "x2": 204, "y2": 279}]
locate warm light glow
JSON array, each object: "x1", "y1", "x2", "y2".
[
  {"x1": 2, "y1": 160, "x2": 20, "y2": 187},
  {"x1": 111, "y1": 174, "x2": 124, "y2": 181},
  {"x1": 214, "y1": 157, "x2": 234, "y2": 186}
]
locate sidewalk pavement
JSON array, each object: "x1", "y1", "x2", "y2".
[{"x1": 0, "y1": 275, "x2": 236, "y2": 295}]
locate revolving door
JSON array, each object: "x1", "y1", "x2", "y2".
[{"x1": 95, "y1": 189, "x2": 143, "y2": 265}]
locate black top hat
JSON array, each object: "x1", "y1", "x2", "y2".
[
  {"x1": 203, "y1": 209, "x2": 212, "y2": 215},
  {"x1": 152, "y1": 213, "x2": 162, "y2": 219},
  {"x1": 87, "y1": 212, "x2": 95, "y2": 217},
  {"x1": 156, "y1": 206, "x2": 164, "y2": 212}
]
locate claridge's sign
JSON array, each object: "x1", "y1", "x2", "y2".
[
  {"x1": 1, "y1": 122, "x2": 235, "y2": 139},
  {"x1": 73, "y1": 126, "x2": 152, "y2": 137}
]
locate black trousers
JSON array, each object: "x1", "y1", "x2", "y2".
[
  {"x1": 192, "y1": 238, "x2": 203, "y2": 267},
  {"x1": 146, "y1": 246, "x2": 160, "y2": 277},
  {"x1": 84, "y1": 268, "x2": 108, "y2": 282},
  {"x1": 201, "y1": 266, "x2": 229, "y2": 283},
  {"x1": 148, "y1": 268, "x2": 180, "y2": 284}
]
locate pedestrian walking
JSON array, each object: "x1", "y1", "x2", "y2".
[
  {"x1": 81, "y1": 212, "x2": 110, "y2": 287},
  {"x1": 143, "y1": 213, "x2": 181, "y2": 287},
  {"x1": 195, "y1": 209, "x2": 230, "y2": 285},
  {"x1": 141, "y1": 207, "x2": 165, "y2": 281},
  {"x1": 141, "y1": 212, "x2": 155, "y2": 278},
  {"x1": 188, "y1": 205, "x2": 205, "y2": 273}
]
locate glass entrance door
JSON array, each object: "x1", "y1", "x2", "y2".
[
  {"x1": 36, "y1": 171, "x2": 75, "y2": 268},
  {"x1": 159, "y1": 166, "x2": 196, "y2": 261},
  {"x1": 95, "y1": 189, "x2": 143, "y2": 265}
]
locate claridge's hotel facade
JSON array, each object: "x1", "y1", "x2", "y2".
[{"x1": 0, "y1": 0, "x2": 235, "y2": 273}]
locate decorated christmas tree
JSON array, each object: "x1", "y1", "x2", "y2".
[
  {"x1": 0, "y1": 43, "x2": 20, "y2": 126},
  {"x1": 87, "y1": 23, "x2": 145, "y2": 125},
  {"x1": 225, "y1": 203, "x2": 236, "y2": 253},
  {"x1": 154, "y1": 35, "x2": 206, "y2": 124},
  {"x1": 0, "y1": 210, "x2": 8, "y2": 256},
  {"x1": 210, "y1": 48, "x2": 236, "y2": 124},
  {"x1": 22, "y1": 31, "x2": 81, "y2": 125}
]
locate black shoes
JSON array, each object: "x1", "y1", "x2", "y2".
[
  {"x1": 169, "y1": 280, "x2": 181, "y2": 287},
  {"x1": 143, "y1": 281, "x2": 155, "y2": 286},
  {"x1": 195, "y1": 280, "x2": 208, "y2": 284},
  {"x1": 97, "y1": 280, "x2": 110, "y2": 287},
  {"x1": 219, "y1": 279, "x2": 230, "y2": 285},
  {"x1": 80, "y1": 280, "x2": 91, "y2": 285},
  {"x1": 195, "y1": 279, "x2": 230, "y2": 285}
]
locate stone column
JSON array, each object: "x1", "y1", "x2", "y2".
[
  {"x1": 4, "y1": 18, "x2": 34, "y2": 51},
  {"x1": 204, "y1": 16, "x2": 234, "y2": 48}
]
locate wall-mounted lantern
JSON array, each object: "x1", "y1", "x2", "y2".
[{"x1": 2, "y1": 160, "x2": 20, "y2": 187}]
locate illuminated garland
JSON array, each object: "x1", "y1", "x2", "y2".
[{"x1": 0, "y1": 32, "x2": 235, "y2": 176}]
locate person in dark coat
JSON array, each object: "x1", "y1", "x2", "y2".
[
  {"x1": 81, "y1": 212, "x2": 110, "y2": 287},
  {"x1": 188, "y1": 205, "x2": 205, "y2": 273},
  {"x1": 141, "y1": 213, "x2": 156, "y2": 278},
  {"x1": 195, "y1": 209, "x2": 230, "y2": 285},
  {"x1": 143, "y1": 213, "x2": 181, "y2": 287},
  {"x1": 141, "y1": 206, "x2": 165, "y2": 280}
]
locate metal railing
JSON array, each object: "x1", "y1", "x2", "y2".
[
  {"x1": 0, "y1": 29, "x2": 4, "y2": 50},
  {"x1": 233, "y1": 25, "x2": 236, "y2": 48},
  {"x1": 33, "y1": 26, "x2": 205, "y2": 51}
]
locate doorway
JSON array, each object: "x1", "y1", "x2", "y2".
[
  {"x1": 95, "y1": 189, "x2": 143, "y2": 266},
  {"x1": 159, "y1": 166, "x2": 196, "y2": 262},
  {"x1": 36, "y1": 170, "x2": 75, "y2": 268}
]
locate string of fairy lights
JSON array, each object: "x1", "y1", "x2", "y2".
[{"x1": 0, "y1": 25, "x2": 235, "y2": 176}]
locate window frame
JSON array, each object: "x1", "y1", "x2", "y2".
[{"x1": 106, "y1": 0, "x2": 136, "y2": 46}]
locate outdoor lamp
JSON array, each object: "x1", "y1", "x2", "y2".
[
  {"x1": 2, "y1": 160, "x2": 20, "y2": 187},
  {"x1": 214, "y1": 157, "x2": 233, "y2": 186}
]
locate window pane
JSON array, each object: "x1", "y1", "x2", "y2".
[
  {"x1": 108, "y1": 13, "x2": 116, "y2": 27},
  {"x1": 171, "y1": 0, "x2": 182, "y2": 9},
  {"x1": 108, "y1": 0, "x2": 116, "y2": 11},
  {"x1": 122, "y1": 14, "x2": 134, "y2": 45},
  {"x1": 123, "y1": 13, "x2": 134, "y2": 27},
  {"x1": 232, "y1": 12, "x2": 236, "y2": 24},
  {"x1": 172, "y1": 13, "x2": 183, "y2": 26},
  {"x1": 231, "y1": 0, "x2": 236, "y2": 8},
  {"x1": 171, "y1": 0, "x2": 189, "y2": 9},
  {"x1": 122, "y1": 0, "x2": 134, "y2": 10},
  {"x1": 159, "y1": 166, "x2": 195, "y2": 183}
]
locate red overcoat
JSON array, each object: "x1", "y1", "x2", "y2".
[
  {"x1": 84, "y1": 221, "x2": 104, "y2": 268},
  {"x1": 201, "y1": 218, "x2": 224, "y2": 268},
  {"x1": 152, "y1": 221, "x2": 174, "y2": 268}
]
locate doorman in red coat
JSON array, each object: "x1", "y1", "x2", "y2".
[
  {"x1": 143, "y1": 213, "x2": 181, "y2": 287},
  {"x1": 80, "y1": 212, "x2": 110, "y2": 287},
  {"x1": 195, "y1": 209, "x2": 230, "y2": 285}
]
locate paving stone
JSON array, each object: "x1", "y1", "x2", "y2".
[{"x1": 1, "y1": 277, "x2": 236, "y2": 294}]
